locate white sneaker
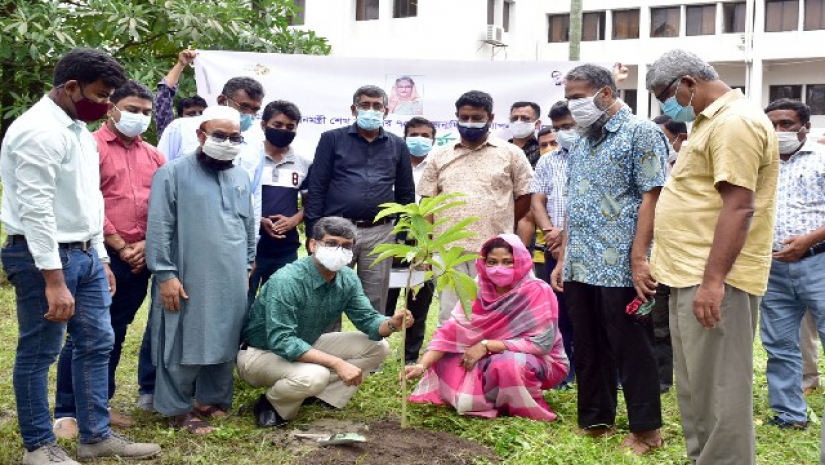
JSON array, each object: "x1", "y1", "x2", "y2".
[
  {"x1": 52, "y1": 417, "x2": 78, "y2": 440},
  {"x1": 76, "y1": 433, "x2": 161, "y2": 461},
  {"x1": 22, "y1": 443, "x2": 79, "y2": 465}
]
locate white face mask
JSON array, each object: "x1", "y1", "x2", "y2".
[
  {"x1": 568, "y1": 87, "x2": 617, "y2": 129},
  {"x1": 114, "y1": 108, "x2": 151, "y2": 138},
  {"x1": 314, "y1": 245, "x2": 353, "y2": 272},
  {"x1": 201, "y1": 138, "x2": 242, "y2": 161},
  {"x1": 777, "y1": 130, "x2": 805, "y2": 155},
  {"x1": 509, "y1": 121, "x2": 535, "y2": 139},
  {"x1": 555, "y1": 128, "x2": 578, "y2": 150}
]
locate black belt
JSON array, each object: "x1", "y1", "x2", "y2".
[
  {"x1": 347, "y1": 217, "x2": 393, "y2": 228},
  {"x1": 7, "y1": 234, "x2": 92, "y2": 252},
  {"x1": 804, "y1": 242, "x2": 825, "y2": 259}
]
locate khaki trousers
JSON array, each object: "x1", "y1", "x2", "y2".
[
  {"x1": 236, "y1": 332, "x2": 389, "y2": 420},
  {"x1": 801, "y1": 310, "x2": 821, "y2": 390},
  {"x1": 670, "y1": 285, "x2": 759, "y2": 465}
]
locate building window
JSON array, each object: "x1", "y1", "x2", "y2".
[
  {"x1": 805, "y1": 0, "x2": 825, "y2": 30},
  {"x1": 723, "y1": 2, "x2": 747, "y2": 32},
  {"x1": 651, "y1": 7, "x2": 680, "y2": 37},
  {"x1": 503, "y1": 1, "x2": 513, "y2": 32},
  {"x1": 548, "y1": 14, "x2": 569, "y2": 42},
  {"x1": 613, "y1": 9, "x2": 640, "y2": 39},
  {"x1": 356, "y1": 0, "x2": 379, "y2": 21},
  {"x1": 488, "y1": 0, "x2": 496, "y2": 25},
  {"x1": 765, "y1": 0, "x2": 800, "y2": 32},
  {"x1": 394, "y1": 0, "x2": 417, "y2": 18},
  {"x1": 807, "y1": 84, "x2": 825, "y2": 115},
  {"x1": 686, "y1": 4, "x2": 716, "y2": 35},
  {"x1": 623, "y1": 90, "x2": 638, "y2": 115},
  {"x1": 289, "y1": 0, "x2": 306, "y2": 25},
  {"x1": 770, "y1": 85, "x2": 803, "y2": 101},
  {"x1": 582, "y1": 12, "x2": 606, "y2": 41}
]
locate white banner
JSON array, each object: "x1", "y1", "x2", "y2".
[{"x1": 194, "y1": 51, "x2": 609, "y2": 157}]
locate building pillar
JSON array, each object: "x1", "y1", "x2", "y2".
[{"x1": 637, "y1": 62, "x2": 651, "y2": 119}]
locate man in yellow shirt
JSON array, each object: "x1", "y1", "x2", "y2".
[{"x1": 646, "y1": 49, "x2": 778, "y2": 465}]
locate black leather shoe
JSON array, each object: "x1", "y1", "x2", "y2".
[{"x1": 252, "y1": 394, "x2": 287, "y2": 428}]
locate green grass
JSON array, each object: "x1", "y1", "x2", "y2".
[{"x1": 0, "y1": 286, "x2": 822, "y2": 464}]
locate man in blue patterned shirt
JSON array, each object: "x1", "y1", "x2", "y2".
[
  {"x1": 550, "y1": 64, "x2": 668, "y2": 454},
  {"x1": 761, "y1": 99, "x2": 825, "y2": 430}
]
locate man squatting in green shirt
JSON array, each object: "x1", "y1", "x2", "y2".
[{"x1": 237, "y1": 216, "x2": 414, "y2": 427}]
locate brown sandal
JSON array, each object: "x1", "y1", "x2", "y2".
[
  {"x1": 621, "y1": 433, "x2": 664, "y2": 455},
  {"x1": 170, "y1": 412, "x2": 214, "y2": 435},
  {"x1": 194, "y1": 404, "x2": 227, "y2": 419}
]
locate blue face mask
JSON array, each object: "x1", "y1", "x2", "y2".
[
  {"x1": 660, "y1": 82, "x2": 696, "y2": 122},
  {"x1": 356, "y1": 109, "x2": 384, "y2": 131},
  {"x1": 406, "y1": 136, "x2": 433, "y2": 157},
  {"x1": 457, "y1": 121, "x2": 490, "y2": 142},
  {"x1": 239, "y1": 113, "x2": 255, "y2": 132}
]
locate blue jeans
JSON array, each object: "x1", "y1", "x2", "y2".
[
  {"x1": 2, "y1": 242, "x2": 114, "y2": 450},
  {"x1": 761, "y1": 253, "x2": 825, "y2": 424},
  {"x1": 55, "y1": 251, "x2": 150, "y2": 418},
  {"x1": 138, "y1": 317, "x2": 156, "y2": 395},
  {"x1": 247, "y1": 252, "x2": 298, "y2": 310}
]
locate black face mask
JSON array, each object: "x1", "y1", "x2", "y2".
[{"x1": 265, "y1": 127, "x2": 297, "y2": 148}]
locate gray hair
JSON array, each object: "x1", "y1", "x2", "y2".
[
  {"x1": 312, "y1": 216, "x2": 357, "y2": 242},
  {"x1": 646, "y1": 49, "x2": 719, "y2": 91},
  {"x1": 352, "y1": 85, "x2": 388, "y2": 107},
  {"x1": 565, "y1": 64, "x2": 617, "y2": 93}
]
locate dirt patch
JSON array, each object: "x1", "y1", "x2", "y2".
[{"x1": 267, "y1": 419, "x2": 499, "y2": 465}]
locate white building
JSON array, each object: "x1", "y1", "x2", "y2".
[{"x1": 292, "y1": 0, "x2": 825, "y2": 126}]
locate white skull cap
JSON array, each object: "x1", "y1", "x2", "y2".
[{"x1": 201, "y1": 105, "x2": 240, "y2": 125}]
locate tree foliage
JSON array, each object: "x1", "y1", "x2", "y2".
[
  {"x1": 370, "y1": 193, "x2": 480, "y2": 428},
  {"x1": 0, "y1": 0, "x2": 330, "y2": 139}
]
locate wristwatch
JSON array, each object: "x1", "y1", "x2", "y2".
[
  {"x1": 387, "y1": 318, "x2": 399, "y2": 332},
  {"x1": 480, "y1": 339, "x2": 490, "y2": 354}
]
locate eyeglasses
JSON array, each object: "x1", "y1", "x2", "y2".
[
  {"x1": 356, "y1": 102, "x2": 385, "y2": 111},
  {"x1": 204, "y1": 132, "x2": 244, "y2": 145},
  {"x1": 655, "y1": 77, "x2": 682, "y2": 103},
  {"x1": 225, "y1": 96, "x2": 261, "y2": 116},
  {"x1": 322, "y1": 239, "x2": 354, "y2": 251}
]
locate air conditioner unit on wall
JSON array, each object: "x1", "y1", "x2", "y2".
[{"x1": 486, "y1": 25, "x2": 504, "y2": 43}]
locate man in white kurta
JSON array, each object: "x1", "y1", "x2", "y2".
[{"x1": 146, "y1": 106, "x2": 255, "y2": 432}]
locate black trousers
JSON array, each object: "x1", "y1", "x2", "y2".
[
  {"x1": 652, "y1": 284, "x2": 673, "y2": 390},
  {"x1": 565, "y1": 281, "x2": 662, "y2": 432},
  {"x1": 385, "y1": 280, "x2": 434, "y2": 364}
]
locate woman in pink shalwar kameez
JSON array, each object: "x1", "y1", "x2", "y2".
[{"x1": 404, "y1": 234, "x2": 569, "y2": 421}]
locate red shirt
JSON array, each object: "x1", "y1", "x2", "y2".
[{"x1": 94, "y1": 124, "x2": 165, "y2": 244}]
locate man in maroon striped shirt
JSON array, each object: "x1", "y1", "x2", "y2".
[{"x1": 53, "y1": 80, "x2": 165, "y2": 437}]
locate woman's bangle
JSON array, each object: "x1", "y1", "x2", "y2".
[{"x1": 414, "y1": 363, "x2": 426, "y2": 372}]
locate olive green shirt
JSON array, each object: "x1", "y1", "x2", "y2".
[{"x1": 242, "y1": 257, "x2": 388, "y2": 361}]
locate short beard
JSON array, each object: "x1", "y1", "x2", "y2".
[{"x1": 197, "y1": 150, "x2": 235, "y2": 171}]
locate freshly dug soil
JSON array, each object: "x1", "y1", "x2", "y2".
[{"x1": 269, "y1": 418, "x2": 499, "y2": 465}]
